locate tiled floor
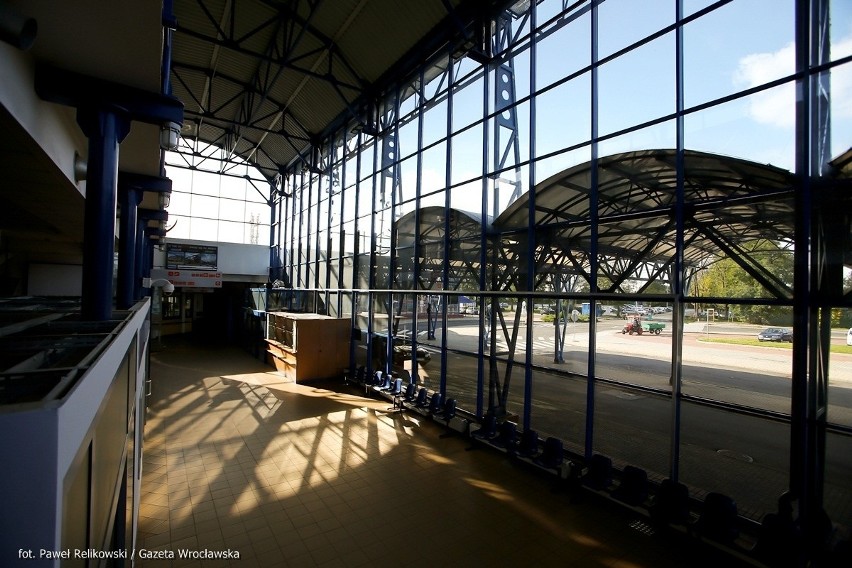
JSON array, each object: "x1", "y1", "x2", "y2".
[{"x1": 136, "y1": 338, "x2": 750, "y2": 567}]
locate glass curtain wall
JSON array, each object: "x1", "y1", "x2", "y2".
[
  {"x1": 276, "y1": 0, "x2": 852, "y2": 531},
  {"x1": 165, "y1": 143, "x2": 271, "y2": 245}
]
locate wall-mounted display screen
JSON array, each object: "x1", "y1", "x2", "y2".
[{"x1": 166, "y1": 244, "x2": 218, "y2": 270}]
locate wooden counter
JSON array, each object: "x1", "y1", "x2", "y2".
[{"x1": 265, "y1": 312, "x2": 350, "y2": 382}]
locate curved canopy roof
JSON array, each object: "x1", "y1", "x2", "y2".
[
  {"x1": 170, "y1": 0, "x2": 502, "y2": 182},
  {"x1": 494, "y1": 149, "x2": 797, "y2": 269},
  {"x1": 391, "y1": 150, "x2": 799, "y2": 295}
]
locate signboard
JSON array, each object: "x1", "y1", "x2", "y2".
[
  {"x1": 150, "y1": 268, "x2": 222, "y2": 289},
  {"x1": 166, "y1": 243, "x2": 218, "y2": 270}
]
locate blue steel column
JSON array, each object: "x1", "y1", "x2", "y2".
[
  {"x1": 524, "y1": 4, "x2": 537, "y2": 434},
  {"x1": 413, "y1": 69, "x2": 426, "y2": 387},
  {"x1": 477, "y1": 57, "x2": 489, "y2": 419},
  {"x1": 382, "y1": 94, "x2": 400, "y2": 362},
  {"x1": 792, "y1": 0, "x2": 814, "y2": 552},
  {"x1": 585, "y1": 0, "x2": 600, "y2": 462},
  {"x1": 670, "y1": 0, "x2": 687, "y2": 482},
  {"x1": 440, "y1": 53, "x2": 454, "y2": 397},
  {"x1": 117, "y1": 185, "x2": 143, "y2": 309},
  {"x1": 808, "y1": 0, "x2": 831, "y2": 520},
  {"x1": 134, "y1": 218, "x2": 147, "y2": 300},
  {"x1": 267, "y1": 177, "x2": 278, "y2": 321},
  {"x1": 583, "y1": 0, "x2": 599, "y2": 460},
  {"x1": 492, "y1": 12, "x2": 523, "y2": 213},
  {"x1": 792, "y1": 0, "x2": 832, "y2": 559},
  {"x1": 77, "y1": 108, "x2": 130, "y2": 321},
  {"x1": 143, "y1": 227, "x2": 164, "y2": 288}
]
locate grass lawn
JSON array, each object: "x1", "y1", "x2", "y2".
[{"x1": 699, "y1": 336, "x2": 852, "y2": 355}]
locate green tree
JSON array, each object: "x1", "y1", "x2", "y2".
[{"x1": 693, "y1": 240, "x2": 794, "y2": 324}]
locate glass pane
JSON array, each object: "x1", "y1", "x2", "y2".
[
  {"x1": 598, "y1": 32, "x2": 675, "y2": 137},
  {"x1": 599, "y1": 0, "x2": 673, "y2": 60},
  {"x1": 680, "y1": 403, "x2": 790, "y2": 524},
  {"x1": 825, "y1": 431, "x2": 852, "y2": 528},
  {"x1": 192, "y1": 171, "x2": 220, "y2": 197},
  {"x1": 452, "y1": 74, "x2": 483, "y2": 132},
  {"x1": 451, "y1": 125, "x2": 483, "y2": 186},
  {"x1": 530, "y1": 366, "x2": 586, "y2": 455},
  {"x1": 441, "y1": 293, "x2": 476, "y2": 411},
  {"x1": 535, "y1": 6, "x2": 590, "y2": 91},
  {"x1": 218, "y1": 197, "x2": 245, "y2": 223},
  {"x1": 422, "y1": 99, "x2": 448, "y2": 148},
  {"x1": 682, "y1": 304, "x2": 793, "y2": 412},
  {"x1": 685, "y1": 87, "x2": 795, "y2": 171},
  {"x1": 830, "y1": 60, "x2": 852, "y2": 160},
  {"x1": 217, "y1": 219, "x2": 243, "y2": 244},
  {"x1": 597, "y1": 120, "x2": 676, "y2": 157},
  {"x1": 219, "y1": 174, "x2": 245, "y2": 200},
  {"x1": 421, "y1": 141, "x2": 447, "y2": 198},
  {"x1": 534, "y1": 72, "x2": 591, "y2": 158},
  {"x1": 398, "y1": 155, "x2": 417, "y2": 206},
  {"x1": 593, "y1": 386, "x2": 671, "y2": 479},
  {"x1": 168, "y1": 190, "x2": 191, "y2": 217},
  {"x1": 684, "y1": 0, "x2": 794, "y2": 110},
  {"x1": 533, "y1": 146, "x2": 591, "y2": 188},
  {"x1": 191, "y1": 194, "x2": 219, "y2": 220},
  {"x1": 189, "y1": 217, "x2": 217, "y2": 241}
]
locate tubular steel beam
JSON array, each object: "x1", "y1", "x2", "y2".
[
  {"x1": 117, "y1": 173, "x2": 173, "y2": 309},
  {"x1": 77, "y1": 109, "x2": 131, "y2": 320},
  {"x1": 35, "y1": 64, "x2": 183, "y2": 127}
]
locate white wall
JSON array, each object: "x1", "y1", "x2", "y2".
[
  {"x1": 154, "y1": 238, "x2": 268, "y2": 278},
  {"x1": 0, "y1": 42, "x2": 87, "y2": 195}
]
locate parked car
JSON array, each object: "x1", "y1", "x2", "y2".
[
  {"x1": 758, "y1": 327, "x2": 793, "y2": 342},
  {"x1": 620, "y1": 304, "x2": 647, "y2": 316},
  {"x1": 847, "y1": 328, "x2": 852, "y2": 346}
]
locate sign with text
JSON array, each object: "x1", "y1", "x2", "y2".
[{"x1": 150, "y1": 268, "x2": 222, "y2": 289}]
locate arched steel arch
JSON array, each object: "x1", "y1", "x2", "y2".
[{"x1": 493, "y1": 149, "x2": 798, "y2": 299}]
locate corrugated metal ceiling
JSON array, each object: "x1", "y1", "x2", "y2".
[{"x1": 170, "y1": 0, "x2": 500, "y2": 182}]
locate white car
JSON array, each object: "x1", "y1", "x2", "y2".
[{"x1": 847, "y1": 328, "x2": 852, "y2": 346}]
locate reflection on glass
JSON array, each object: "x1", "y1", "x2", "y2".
[
  {"x1": 681, "y1": 402, "x2": 789, "y2": 524},
  {"x1": 825, "y1": 432, "x2": 852, "y2": 528},
  {"x1": 593, "y1": 386, "x2": 671, "y2": 478}
]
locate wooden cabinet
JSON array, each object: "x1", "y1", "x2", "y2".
[{"x1": 265, "y1": 312, "x2": 350, "y2": 382}]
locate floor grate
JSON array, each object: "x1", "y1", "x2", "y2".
[{"x1": 628, "y1": 518, "x2": 657, "y2": 536}]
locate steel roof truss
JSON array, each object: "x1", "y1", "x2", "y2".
[{"x1": 697, "y1": 224, "x2": 794, "y2": 299}]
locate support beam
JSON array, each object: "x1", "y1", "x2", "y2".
[
  {"x1": 117, "y1": 184, "x2": 143, "y2": 310},
  {"x1": 34, "y1": 63, "x2": 183, "y2": 320},
  {"x1": 77, "y1": 108, "x2": 130, "y2": 320},
  {"x1": 117, "y1": 173, "x2": 172, "y2": 310}
]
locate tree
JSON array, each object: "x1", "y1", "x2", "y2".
[{"x1": 693, "y1": 240, "x2": 795, "y2": 325}]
